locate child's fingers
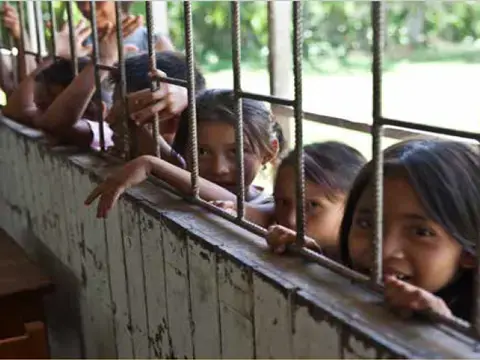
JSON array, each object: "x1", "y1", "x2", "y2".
[
  {"x1": 121, "y1": 15, "x2": 141, "y2": 38},
  {"x1": 273, "y1": 244, "x2": 287, "y2": 254},
  {"x1": 149, "y1": 69, "x2": 168, "y2": 81},
  {"x1": 127, "y1": 87, "x2": 169, "y2": 113},
  {"x1": 77, "y1": 26, "x2": 92, "y2": 42},
  {"x1": 266, "y1": 226, "x2": 293, "y2": 254},
  {"x1": 131, "y1": 100, "x2": 168, "y2": 126},
  {"x1": 85, "y1": 184, "x2": 106, "y2": 205},
  {"x1": 100, "y1": 186, "x2": 124, "y2": 218}
]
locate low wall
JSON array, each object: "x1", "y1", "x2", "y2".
[{"x1": 0, "y1": 116, "x2": 476, "y2": 359}]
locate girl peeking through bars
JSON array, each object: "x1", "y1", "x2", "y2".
[
  {"x1": 213, "y1": 142, "x2": 366, "y2": 261},
  {"x1": 85, "y1": 89, "x2": 285, "y2": 217},
  {"x1": 340, "y1": 138, "x2": 480, "y2": 321}
]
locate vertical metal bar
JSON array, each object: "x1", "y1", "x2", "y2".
[
  {"x1": 33, "y1": 0, "x2": 42, "y2": 63},
  {"x1": 145, "y1": 1, "x2": 161, "y2": 158},
  {"x1": 16, "y1": 1, "x2": 26, "y2": 82},
  {"x1": 231, "y1": 1, "x2": 245, "y2": 219},
  {"x1": 4, "y1": 1, "x2": 12, "y2": 52},
  {"x1": 66, "y1": 0, "x2": 78, "y2": 75},
  {"x1": 292, "y1": 1, "x2": 305, "y2": 246},
  {"x1": 89, "y1": 0, "x2": 105, "y2": 151},
  {"x1": 48, "y1": 1, "x2": 57, "y2": 58},
  {"x1": 114, "y1": 2, "x2": 131, "y2": 160},
  {"x1": 371, "y1": 1, "x2": 384, "y2": 285},
  {"x1": 183, "y1": 2, "x2": 199, "y2": 198},
  {"x1": 8, "y1": 1, "x2": 17, "y2": 85}
]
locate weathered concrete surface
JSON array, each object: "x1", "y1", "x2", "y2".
[{"x1": 0, "y1": 116, "x2": 478, "y2": 359}]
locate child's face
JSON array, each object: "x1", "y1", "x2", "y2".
[
  {"x1": 348, "y1": 176, "x2": 467, "y2": 293},
  {"x1": 274, "y1": 165, "x2": 345, "y2": 256},
  {"x1": 186, "y1": 121, "x2": 263, "y2": 194}
]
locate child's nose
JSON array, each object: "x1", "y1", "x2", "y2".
[
  {"x1": 211, "y1": 156, "x2": 230, "y2": 176},
  {"x1": 382, "y1": 232, "x2": 405, "y2": 260},
  {"x1": 284, "y1": 211, "x2": 296, "y2": 230}
]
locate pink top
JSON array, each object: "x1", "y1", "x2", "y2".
[{"x1": 86, "y1": 120, "x2": 114, "y2": 151}]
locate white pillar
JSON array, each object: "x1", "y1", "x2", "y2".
[{"x1": 152, "y1": 1, "x2": 169, "y2": 36}]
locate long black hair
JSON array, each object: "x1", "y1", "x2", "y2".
[
  {"x1": 172, "y1": 89, "x2": 286, "y2": 162},
  {"x1": 277, "y1": 141, "x2": 366, "y2": 200}
]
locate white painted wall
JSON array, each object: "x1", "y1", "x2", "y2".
[{"x1": 0, "y1": 117, "x2": 476, "y2": 359}]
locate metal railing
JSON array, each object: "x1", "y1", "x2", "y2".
[{"x1": 1, "y1": 0, "x2": 479, "y2": 347}]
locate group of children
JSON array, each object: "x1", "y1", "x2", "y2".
[{"x1": 2, "y1": 1, "x2": 479, "y2": 329}]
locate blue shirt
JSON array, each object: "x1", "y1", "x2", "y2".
[{"x1": 85, "y1": 26, "x2": 160, "y2": 54}]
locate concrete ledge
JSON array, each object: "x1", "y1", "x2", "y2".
[{"x1": 0, "y1": 115, "x2": 477, "y2": 359}]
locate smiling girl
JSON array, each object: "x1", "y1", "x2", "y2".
[{"x1": 340, "y1": 138, "x2": 480, "y2": 321}]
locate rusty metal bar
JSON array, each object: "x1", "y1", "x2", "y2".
[
  {"x1": 371, "y1": 1, "x2": 384, "y2": 285},
  {"x1": 15, "y1": 1, "x2": 26, "y2": 82},
  {"x1": 231, "y1": 1, "x2": 245, "y2": 219},
  {"x1": 66, "y1": 0, "x2": 77, "y2": 75},
  {"x1": 32, "y1": 0, "x2": 42, "y2": 63},
  {"x1": 145, "y1": 1, "x2": 161, "y2": 158},
  {"x1": 380, "y1": 117, "x2": 480, "y2": 141},
  {"x1": 89, "y1": 0, "x2": 105, "y2": 151},
  {"x1": 183, "y1": 1, "x2": 199, "y2": 197},
  {"x1": 114, "y1": 2, "x2": 131, "y2": 160},
  {"x1": 274, "y1": 106, "x2": 442, "y2": 140},
  {"x1": 239, "y1": 91, "x2": 294, "y2": 107},
  {"x1": 47, "y1": 1, "x2": 57, "y2": 58},
  {"x1": 292, "y1": 1, "x2": 305, "y2": 246}
]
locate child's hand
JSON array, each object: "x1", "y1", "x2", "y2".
[
  {"x1": 266, "y1": 225, "x2": 297, "y2": 254},
  {"x1": 121, "y1": 14, "x2": 143, "y2": 39},
  {"x1": 384, "y1": 275, "x2": 453, "y2": 319},
  {"x1": 211, "y1": 200, "x2": 237, "y2": 216},
  {"x1": 84, "y1": 155, "x2": 152, "y2": 218},
  {"x1": 55, "y1": 20, "x2": 92, "y2": 60},
  {"x1": 127, "y1": 70, "x2": 188, "y2": 126},
  {"x1": 2, "y1": 3, "x2": 21, "y2": 40},
  {"x1": 266, "y1": 225, "x2": 322, "y2": 255}
]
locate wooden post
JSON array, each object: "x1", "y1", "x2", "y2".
[{"x1": 268, "y1": 1, "x2": 293, "y2": 150}]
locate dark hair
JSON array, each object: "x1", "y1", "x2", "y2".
[
  {"x1": 35, "y1": 57, "x2": 90, "y2": 87},
  {"x1": 172, "y1": 89, "x2": 284, "y2": 160},
  {"x1": 35, "y1": 57, "x2": 111, "y2": 105},
  {"x1": 110, "y1": 51, "x2": 206, "y2": 94},
  {"x1": 339, "y1": 138, "x2": 480, "y2": 320},
  {"x1": 277, "y1": 141, "x2": 366, "y2": 201}
]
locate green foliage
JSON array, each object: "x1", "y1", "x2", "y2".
[
  {"x1": 3, "y1": 1, "x2": 480, "y2": 71},
  {"x1": 165, "y1": 1, "x2": 480, "y2": 70}
]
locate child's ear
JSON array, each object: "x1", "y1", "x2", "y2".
[
  {"x1": 262, "y1": 138, "x2": 279, "y2": 165},
  {"x1": 460, "y1": 251, "x2": 476, "y2": 269}
]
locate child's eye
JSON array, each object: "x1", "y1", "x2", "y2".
[
  {"x1": 355, "y1": 218, "x2": 372, "y2": 230},
  {"x1": 412, "y1": 226, "x2": 436, "y2": 237},
  {"x1": 306, "y1": 201, "x2": 322, "y2": 211},
  {"x1": 198, "y1": 148, "x2": 209, "y2": 156}
]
